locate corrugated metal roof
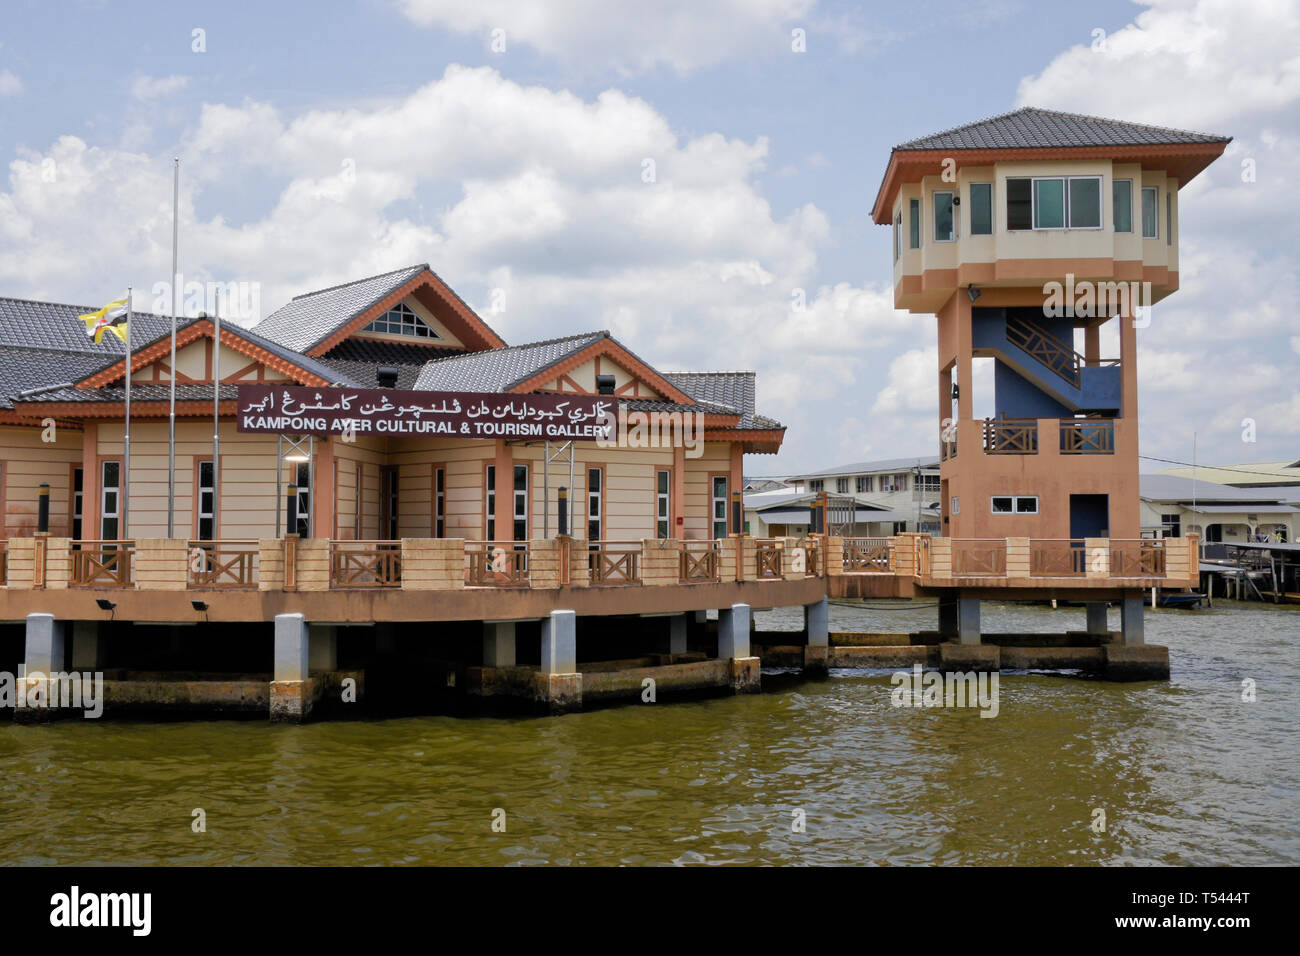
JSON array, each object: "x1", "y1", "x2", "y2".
[
  {"x1": 896, "y1": 107, "x2": 1230, "y2": 151},
  {"x1": 790, "y1": 455, "x2": 940, "y2": 479},
  {"x1": 1186, "y1": 504, "x2": 1298, "y2": 515},
  {"x1": 1140, "y1": 474, "x2": 1290, "y2": 503}
]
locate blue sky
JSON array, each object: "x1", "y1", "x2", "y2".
[{"x1": 1, "y1": 0, "x2": 1296, "y2": 475}]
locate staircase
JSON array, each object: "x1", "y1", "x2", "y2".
[{"x1": 972, "y1": 313, "x2": 1120, "y2": 414}]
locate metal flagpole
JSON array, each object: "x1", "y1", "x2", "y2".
[
  {"x1": 123, "y1": 287, "x2": 132, "y2": 538},
  {"x1": 167, "y1": 157, "x2": 179, "y2": 538},
  {"x1": 213, "y1": 287, "x2": 221, "y2": 537}
]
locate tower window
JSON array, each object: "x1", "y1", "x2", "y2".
[{"x1": 362, "y1": 302, "x2": 440, "y2": 339}]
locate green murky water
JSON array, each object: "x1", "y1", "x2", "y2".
[{"x1": 1, "y1": 600, "x2": 1296, "y2": 865}]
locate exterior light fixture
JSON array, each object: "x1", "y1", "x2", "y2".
[
  {"x1": 967, "y1": 285, "x2": 981, "y2": 303},
  {"x1": 951, "y1": 382, "x2": 960, "y2": 400},
  {"x1": 191, "y1": 600, "x2": 209, "y2": 612}
]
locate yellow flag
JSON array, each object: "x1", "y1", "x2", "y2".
[{"x1": 79, "y1": 297, "x2": 129, "y2": 344}]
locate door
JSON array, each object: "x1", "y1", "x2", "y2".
[
  {"x1": 1069, "y1": 494, "x2": 1109, "y2": 539},
  {"x1": 380, "y1": 466, "x2": 399, "y2": 540}
]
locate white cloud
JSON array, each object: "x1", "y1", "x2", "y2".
[
  {"x1": 0, "y1": 69, "x2": 21, "y2": 97},
  {"x1": 131, "y1": 74, "x2": 190, "y2": 100},
  {"x1": 393, "y1": 0, "x2": 816, "y2": 76}
]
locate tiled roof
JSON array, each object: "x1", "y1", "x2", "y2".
[
  {"x1": 252, "y1": 264, "x2": 431, "y2": 353},
  {"x1": 896, "y1": 107, "x2": 1230, "y2": 151},
  {"x1": 0, "y1": 347, "x2": 117, "y2": 410},
  {"x1": 0, "y1": 296, "x2": 173, "y2": 355},
  {"x1": 316, "y1": 337, "x2": 466, "y2": 389},
  {"x1": 414, "y1": 331, "x2": 606, "y2": 393},
  {"x1": 14, "y1": 383, "x2": 242, "y2": 405},
  {"x1": 664, "y1": 371, "x2": 783, "y2": 430}
]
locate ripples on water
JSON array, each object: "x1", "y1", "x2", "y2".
[{"x1": 1, "y1": 600, "x2": 1295, "y2": 866}]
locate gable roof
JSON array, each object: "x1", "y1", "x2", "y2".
[
  {"x1": 1156, "y1": 461, "x2": 1300, "y2": 488},
  {"x1": 0, "y1": 347, "x2": 116, "y2": 411},
  {"x1": 1140, "y1": 474, "x2": 1293, "y2": 503},
  {"x1": 413, "y1": 331, "x2": 607, "y2": 393},
  {"x1": 253, "y1": 264, "x2": 506, "y2": 356},
  {"x1": 663, "y1": 371, "x2": 782, "y2": 430},
  {"x1": 895, "y1": 107, "x2": 1230, "y2": 151},
  {"x1": 0, "y1": 295, "x2": 172, "y2": 355}
]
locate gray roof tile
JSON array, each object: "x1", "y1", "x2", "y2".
[
  {"x1": 0, "y1": 296, "x2": 173, "y2": 355},
  {"x1": 414, "y1": 331, "x2": 606, "y2": 392},
  {"x1": 896, "y1": 107, "x2": 1230, "y2": 151},
  {"x1": 0, "y1": 347, "x2": 115, "y2": 409}
]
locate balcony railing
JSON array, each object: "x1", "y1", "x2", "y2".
[
  {"x1": 983, "y1": 418, "x2": 1039, "y2": 454},
  {"x1": 1029, "y1": 539, "x2": 1087, "y2": 577},
  {"x1": 188, "y1": 540, "x2": 259, "y2": 588},
  {"x1": 1060, "y1": 419, "x2": 1115, "y2": 454},
  {"x1": 1005, "y1": 315, "x2": 1082, "y2": 387},
  {"x1": 755, "y1": 539, "x2": 783, "y2": 579},
  {"x1": 951, "y1": 538, "x2": 1007, "y2": 576},
  {"x1": 71, "y1": 540, "x2": 135, "y2": 587},
  {"x1": 587, "y1": 541, "x2": 641, "y2": 586},
  {"x1": 331, "y1": 540, "x2": 402, "y2": 588},
  {"x1": 465, "y1": 541, "x2": 530, "y2": 587},
  {"x1": 679, "y1": 540, "x2": 721, "y2": 583},
  {"x1": 843, "y1": 537, "x2": 891, "y2": 572},
  {"x1": 1110, "y1": 539, "x2": 1166, "y2": 577}
]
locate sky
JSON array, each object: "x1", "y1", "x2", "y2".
[{"x1": 0, "y1": 0, "x2": 1296, "y2": 476}]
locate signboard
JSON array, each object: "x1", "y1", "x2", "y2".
[{"x1": 235, "y1": 384, "x2": 614, "y2": 441}]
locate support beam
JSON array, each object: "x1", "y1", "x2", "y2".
[
  {"x1": 271, "y1": 612, "x2": 311, "y2": 722},
  {"x1": 1120, "y1": 596, "x2": 1145, "y2": 646},
  {"x1": 540, "y1": 609, "x2": 576, "y2": 675},
  {"x1": 803, "y1": 597, "x2": 829, "y2": 676},
  {"x1": 483, "y1": 621, "x2": 517, "y2": 668},
  {"x1": 18, "y1": 612, "x2": 66, "y2": 722},
  {"x1": 1085, "y1": 602, "x2": 1109, "y2": 637},
  {"x1": 718, "y1": 603, "x2": 751, "y2": 660},
  {"x1": 668, "y1": 614, "x2": 688, "y2": 656},
  {"x1": 957, "y1": 597, "x2": 981, "y2": 646}
]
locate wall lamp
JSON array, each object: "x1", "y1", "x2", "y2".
[
  {"x1": 191, "y1": 601, "x2": 209, "y2": 612},
  {"x1": 967, "y1": 285, "x2": 981, "y2": 303},
  {"x1": 951, "y1": 382, "x2": 960, "y2": 400},
  {"x1": 96, "y1": 598, "x2": 116, "y2": 620}
]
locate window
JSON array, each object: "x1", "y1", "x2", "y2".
[
  {"x1": 1142, "y1": 186, "x2": 1158, "y2": 238},
  {"x1": 354, "y1": 463, "x2": 363, "y2": 539},
  {"x1": 485, "y1": 465, "x2": 496, "y2": 540},
  {"x1": 361, "y1": 301, "x2": 440, "y2": 339},
  {"x1": 433, "y1": 467, "x2": 445, "y2": 537},
  {"x1": 294, "y1": 462, "x2": 311, "y2": 537},
  {"x1": 712, "y1": 476, "x2": 729, "y2": 538},
  {"x1": 809, "y1": 479, "x2": 824, "y2": 492},
  {"x1": 656, "y1": 469, "x2": 670, "y2": 538},
  {"x1": 920, "y1": 474, "x2": 941, "y2": 493},
  {"x1": 893, "y1": 212, "x2": 902, "y2": 261},
  {"x1": 100, "y1": 460, "x2": 120, "y2": 539},
  {"x1": 909, "y1": 198, "x2": 921, "y2": 248},
  {"x1": 836, "y1": 477, "x2": 849, "y2": 494},
  {"x1": 933, "y1": 191, "x2": 955, "y2": 241},
  {"x1": 1161, "y1": 513, "x2": 1181, "y2": 538},
  {"x1": 197, "y1": 460, "x2": 215, "y2": 540},
  {"x1": 1068, "y1": 176, "x2": 1102, "y2": 228},
  {"x1": 72, "y1": 468, "x2": 83, "y2": 539},
  {"x1": 880, "y1": 473, "x2": 909, "y2": 493},
  {"x1": 1033, "y1": 178, "x2": 1065, "y2": 229},
  {"x1": 1113, "y1": 179, "x2": 1132, "y2": 232},
  {"x1": 892, "y1": 521, "x2": 909, "y2": 534},
  {"x1": 991, "y1": 495, "x2": 1038, "y2": 514},
  {"x1": 970, "y1": 183, "x2": 992, "y2": 235},
  {"x1": 1007, "y1": 178, "x2": 1032, "y2": 230},
  {"x1": 587, "y1": 467, "x2": 602, "y2": 541},
  {"x1": 512, "y1": 465, "x2": 528, "y2": 541},
  {"x1": 856, "y1": 475, "x2": 871, "y2": 493},
  {"x1": 1166, "y1": 192, "x2": 1172, "y2": 246}
]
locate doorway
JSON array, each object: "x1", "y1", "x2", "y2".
[
  {"x1": 1069, "y1": 494, "x2": 1109, "y2": 539},
  {"x1": 380, "y1": 466, "x2": 399, "y2": 540}
]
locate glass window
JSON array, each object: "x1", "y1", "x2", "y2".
[
  {"x1": 361, "y1": 301, "x2": 440, "y2": 340},
  {"x1": 991, "y1": 496, "x2": 1013, "y2": 514},
  {"x1": 485, "y1": 465, "x2": 495, "y2": 540},
  {"x1": 893, "y1": 213, "x2": 902, "y2": 261},
  {"x1": 1142, "y1": 187, "x2": 1158, "y2": 238},
  {"x1": 712, "y1": 476, "x2": 729, "y2": 539},
  {"x1": 836, "y1": 477, "x2": 849, "y2": 494},
  {"x1": 855, "y1": 476, "x2": 869, "y2": 493},
  {"x1": 909, "y1": 198, "x2": 921, "y2": 248},
  {"x1": 1033, "y1": 178, "x2": 1065, "y2": 229},
  {"x1": 512, "y1": 465, "x2": 528, "y2": 541},
  {"x1": 295, "y1": 462, "x2": 311, "y2": 537},
  {"x1": 970, "y1": 183, "x2": 992, "y2": 235},
  {"x1": 587, "y1": 467, "x2": 602, "y2": 541},
  {"x1": 933, "y1": 191, "x2": 954, "y2": 241},
  {"x1": 101, "y1": 460, "x2": 120, "y2": 539},
  {"x1": 72, "y1": 467, "x2": 83, "y2": 540},
  {"x1": 1166, "y1": 192, "x2": 1172, "y2": 245},
  {"x1": 1068, "y1": 177, "x2": 1102, "y2": 228},
  {"x1": 656, "y1": 469, "x2": 670, "y2": 539},
  {"x1": 1015, "y1": 496, "x2": 1038, "y2": 514},
  {"x1": 809, "y1": 479, "x2": 823, "y2": 492},
  {"x1": 1006, "y1": 178, "x2": 1032, "y2": 230},
  {"x1": 434, "y1": 467, "x2": 445, "y2": 538},
  {"x1": 198, "y1": 460, "x2": 215, "y2": 540},
  {"x1": 1113, "y1": 179, "x2": 1132, "y2": 232}
]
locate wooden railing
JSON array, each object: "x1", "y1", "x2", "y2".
[
  {"x1": 679, "y1": 540, "x2": 720, "y2": 583},
  {"x1": 802, "y1": 537, "x2": 822, "y2": 577},
  {"x1": 1110, "y1": 539, "x2": 1166, "y2": 577},
  {"x1": 951, "y1": 539, "x2": 1007, "y2": 576},
  {"x1": 1005, "y1": 316, "x2": 1082, "y2": 387},
  {"x1": 843, "y1": 537, "x2": 891, "y2": 572},
  {"x1": 71, "y1": 540, "x2": 135, "y2": 587},
  {"x1": 1060, "y1": 419, "x2": 1115, "y2": 454},
  {"x1": 983, "y1": 418, "x2": 1039, "y2": 454},
  {"x1": 331, "y1": 540, "x2": 402, "y2": 588},
  {"x1": 587, "y1": 541, "x2": 641, "y2": 586},
  {"x1": 465, "y1": 541, "x2": 530, "y2": 587},
  {"x1": 1029, "y1": 539, "x2": 1087, "y2": 576},
  {"x1": 188, "y1": 540, "x2": 258, "y2": 588},
  {"x1": 755, "y1": 539, "x2": 783, "y2": 579}
]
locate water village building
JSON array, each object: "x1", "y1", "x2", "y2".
[
  {"x1": 785, "y1": 455, "x2": 942, "y2": 534},
  {"x1": 1139, "y1": 475, "x2": 1295, "y2": 545}
]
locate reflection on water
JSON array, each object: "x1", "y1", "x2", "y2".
[{"x1": 1, "y1": 600, "x2": 1296, "y2": 865}]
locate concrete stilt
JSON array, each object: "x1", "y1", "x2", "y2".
[
  {"x1": 1119, "y1": 596, "x2": 1145, "y2": 646},
  {"x1": 482, "y1": 621, "x2": 517, "y2": 667},
  {"x1": 718, "y1": 603, "x2": 760, "y2": 693},
  {"x1": 271, "y1": 612, "x2": 311, "y2": 722},
  {"x1": 70, "y1": 621, "x2": 105, "y2": 670},
  {"x1": 1085, "y1": 602, "x2": 1109, "y2": 637},
  {"x1": 803, "y1": 596, "x2": 829, "y2": 676},
  {"x1": 17, "y1": 612, "x2": 66, "y2": 722},
  {"x1": 957, "y1": 597, "x2": 981, "y2": 646},
  {"x1": 539, "y1": 609, "x2": 581, "y2": 714},
  {"x1": 938, "y1": 599, "x2": 958, "y2": 639},
  {"x1": 668, "y1": 614, "x2": 688, "y2": 656}
]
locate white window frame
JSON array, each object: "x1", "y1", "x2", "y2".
[
  {"x1": 587, "y1": 466, "x2": 602, "y2": 541},
  {"x1": 711, "y1": 475, "x2": 729, "y2": 539},
  {"x1": 893, "y1": 212, "x2": 902, "y2": 261},
  {"x1": 656, "y1": 469, "x2": 671, "y2": 539},
  {"x1": 485, "y1": 464, "x2": 496, "y2": 540},
  {"x1": 100, "y1": 460, "x2": 121, "y2": 540},
  {"x1": 991, "y1": 495, "x2": 1039, "y2": 515},
  {"x1": 933, "y1": 190, "x2": 955, "y2": 242},
  {"x1": 836, "y1": 477, "x2": 849, "y2": 494},
  {"x1": 855, "y1": 475, "x2": 870, "y2": 493},
  {"x1": 512, "y1": 464, "x2": 528, "y2": 542},
  {"x1": 1066, "y1": 175, "x2": 1104, "y2": 230},
  {"x1": 1031, "y1": 177, "x2": 1067, "y2": 231},
  {"x1": 362, "y1": 301, "x2": 441, "y2": 340},
  {"x1": 197, "y1": 459, "x2": 215, "y2": 541},
  {"x1": 909, "y1": 198, "x2": 921, "y2": 249}
]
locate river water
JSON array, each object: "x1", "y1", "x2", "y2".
[{"x1": 1, "y1": 600, "x2": 1296, "y2": 866}]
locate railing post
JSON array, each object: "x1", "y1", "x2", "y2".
[{"x1": 557, "y1": 486, "x2": 568, "y2": 537}]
